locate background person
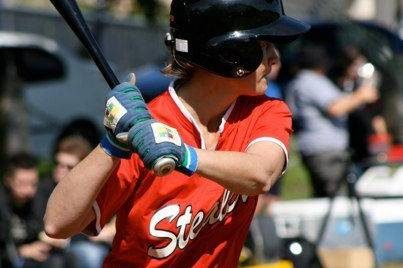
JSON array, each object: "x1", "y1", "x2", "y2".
[
  {"x1": 0, "y1": 152, "x2": 65, "y2": 268},
  {"x1": 330, "y1": 45, "x2": 390, "y2": 168},
  {"x1": 286, "y1": 45, "x2": 379, "y2": 197},
  {"x1": 34, "y1": 119, "x2": 114, "y2": 268},
  {"x1": 34, "y1": 118, "x2": 100, "y2": 217}
]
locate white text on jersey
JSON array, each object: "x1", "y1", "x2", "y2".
[{"x1": 147, "y1": 189, "x2": 249, "y2": 258}]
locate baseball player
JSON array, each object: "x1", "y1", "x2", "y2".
[{"x1": 44, "y1": 0, "x2": 309, "y2": 267}]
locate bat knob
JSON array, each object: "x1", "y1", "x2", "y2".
[{"x1": 153, "y1": 157, "x2": 176, "y2": 176}]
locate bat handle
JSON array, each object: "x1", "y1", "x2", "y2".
[{"x1": 153, "y1": 157, "x2": 176, "y2": 176}]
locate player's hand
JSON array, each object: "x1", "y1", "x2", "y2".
[
  {"x1": 128, "y1": 120, "x2": 198, "y2": 176},
  {"x1": 101, "y1": 74, "x2": 152, "y2": 158},
  {"x1": 100, "y1": 74, "x2": 198, "y2": 175}
]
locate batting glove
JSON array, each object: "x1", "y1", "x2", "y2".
[
  {"x1": 101, "y1": 82, "x2": 152, "y2": 158},
  {"x1": 128, "y1": 120, "x2": 199, "y2": 176},
  {"x1": 101, "y1": 81, "x2": 198, "y2": 175}
]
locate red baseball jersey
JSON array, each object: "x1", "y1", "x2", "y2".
[{"x1": 89, "y1": 86, "x2": 292, "y2": 267}]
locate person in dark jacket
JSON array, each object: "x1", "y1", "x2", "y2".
[{"x1": 0, "y1": 152, "x2": 64, "y2": 268}]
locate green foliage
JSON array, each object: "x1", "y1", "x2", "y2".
[
  {"x1": 136, "y1": 0, "x2": 161, "y2": 24},
  {"x1": 281, "y1": 143, "x2": 313, "y2": 200},
  {"x1": 38, "y1": 159, "x2": 54, "y2": 179}
]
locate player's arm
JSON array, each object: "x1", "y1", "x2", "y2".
[
  {"x1": 45, "y1": 79, "x2": 149, "y2": 238},
  {"x1": 44, "y1": 147, "x2": 119, "y2": 239},
  {"x1": 196, "y1": 141, "x2": 285, "y2": 195},
  {"x1": 45, "y1": 78, "x2": 180, "y2": 238}
]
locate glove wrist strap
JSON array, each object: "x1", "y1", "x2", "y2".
[{"x1": 177, "y1": 144, "x2": 198, "y2": 176}]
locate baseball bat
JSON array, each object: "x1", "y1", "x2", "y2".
[{"x1": 50, "y1": 0, "x2": 176, "y2": 176}]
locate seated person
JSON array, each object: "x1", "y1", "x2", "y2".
[
  {"x1": 36, "y1": 120, "x2": 114, "y2": 268},
  {"x1": 0, "y1": 152, "x2": 65, "y2": 268}
]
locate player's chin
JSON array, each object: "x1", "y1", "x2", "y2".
[
  {"x1": 240, "y1": 79, "x2": 267, "y2": 96},
  {"x1": 246, "y1": 88, "x2": 266, "y2": 97},
  {"x1": 255, "y1": 79, "x2": 268, "y2": 95}
]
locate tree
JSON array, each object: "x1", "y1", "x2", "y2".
[{"x1": 136, "y1": 0, "x2": 161, "y2": 24}]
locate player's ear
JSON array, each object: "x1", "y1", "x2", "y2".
[{"x1": 127, "y1": 73, "x2": 136, "y2": 86}]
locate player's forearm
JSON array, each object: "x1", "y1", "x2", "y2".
[
  {"x1": 196, "y1": 149, "x2": 282, "y2": 195},
  {"x1": 44, "y1": 146, "x2": 119, "y2": 238}
]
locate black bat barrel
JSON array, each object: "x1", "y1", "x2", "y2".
[
  {"x1": 50, "y1": 0, "x2": 119, "y2": 89},
  {"x1": 50, "y1": 0, "x2": 176, "y2": 177}
]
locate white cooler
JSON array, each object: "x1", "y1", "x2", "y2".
[{"x1": 270, "y1": 197, "x2": 403, "y2": 263}]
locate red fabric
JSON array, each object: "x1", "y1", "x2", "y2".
[
  {"x1": 388, "y1": 145, "x2": 403, "y2": 163},
  {"x1": 92, "y1": 91, "x2": 292, "y2": 267}
]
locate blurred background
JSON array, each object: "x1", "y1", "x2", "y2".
[{"x1": 1, "y1": 0, "x2": 403, "y2": 267}]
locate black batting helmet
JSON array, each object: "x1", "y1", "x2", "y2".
[{"x1": 165, "y1": 0, "x2": 310, "y2": 78}]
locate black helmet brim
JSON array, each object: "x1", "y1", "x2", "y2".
[
  {"x1": 256, "y1": 15, "x2": 311, "y2": 43},
  {"x1": 210, "y1": 15, "x2": 310, "y2": 45}
]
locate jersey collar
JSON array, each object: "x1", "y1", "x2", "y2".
[{"x1": 168, "y1": 82, "x2": 236, "y2": 149}]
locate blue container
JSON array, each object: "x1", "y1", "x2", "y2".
[{"x1": 374, "y1": 222, "x2": 403, "y2": 263}]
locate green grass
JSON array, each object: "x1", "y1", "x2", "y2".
[{"x1": 280, "y1": 144, "x2": 313, "y2": 200}]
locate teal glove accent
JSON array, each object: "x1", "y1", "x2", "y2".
[
  {"x1": 128, "y1": 121, "x2": 199, "y2": 176},
  {"x1": 177, "y1": 144, "x2": 199, "y2": 176}
]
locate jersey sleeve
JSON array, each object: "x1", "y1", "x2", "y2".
[
  {"x1": 246, "y1": 100, "x2": 292, "y2": 167},
  {"x1": 85, "y1": 156, "x2": 143, "y2": 235}
]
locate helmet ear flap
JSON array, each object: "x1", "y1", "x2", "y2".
[
  {"x1": 170, "y1": 34, "x2": 263, "y2": 78},
  {"x1": 203, "y1": 38, "x2": 263, "y2": 78}
]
